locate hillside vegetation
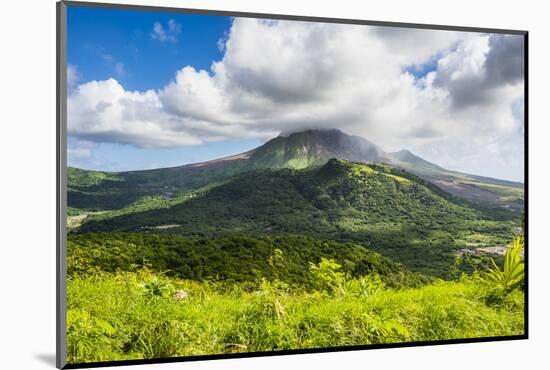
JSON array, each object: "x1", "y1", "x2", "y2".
[
  {"x1": 67, "y1": 130, "x2": 384, "y2": 212},
  {"x1": 67, "y1": 161, "x2": 247, "y2": 212},
  {"x1": 68, "y1": 130, "x2": 523, "y2": 214},
  {"x1": 77, "y1": 160, "x2": 518, "y2": 277},
  {"x1": 68, "y1": 233, "x2": 429, "y2": 288}
]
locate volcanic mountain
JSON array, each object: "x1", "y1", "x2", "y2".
[
  {"x1": 246, "y1": 129, "x2": 387, "y2": 169},
  {"x1": 68, "y1": 129, "x2": 523, "y2": 213}
]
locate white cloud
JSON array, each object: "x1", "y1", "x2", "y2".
[
  {"x1": 68, "y1": 19, "x2": 525, "y2": 181},
  {"x1": 433, "y1": 34, "x2": 524, "y2": 110},
  {"x1": 151, "y1": 19, "x2": 182, "y2": 43},
  {"x1": 68, "y1": 79, "x2": 203, "y2": 148}
]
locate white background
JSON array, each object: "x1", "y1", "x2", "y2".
[{"x1": 0, "y1": 0, "x2": 547, "y2": 369}]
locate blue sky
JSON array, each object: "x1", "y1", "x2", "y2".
[
  {"x1": 68, "y1": 7, "x2": 230, "y2": 91},
  {"x1": 66, "y1": 6, "x2": 524, "y2": 182},
  {"x1": 67, "y1": 6, "x2": 261, "y2": 170}
]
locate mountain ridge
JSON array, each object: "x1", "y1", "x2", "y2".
[{"x1": 68, "y1": 129, "x2": 523, "y2": 212}]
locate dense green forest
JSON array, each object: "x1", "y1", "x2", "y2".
[{"x1": 68, "y1": 233, "x2": 429, "y2": 288}]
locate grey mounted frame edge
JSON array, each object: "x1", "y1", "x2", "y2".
[
  {"x1": 62, "y1": 0, "x2": 527, "y2": 35},
  {"x1": 57, "y1": 1, "x2": 68, "y2": 369}
]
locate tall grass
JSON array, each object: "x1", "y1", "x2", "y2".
[{"x1": 67, "y1": 266, "x2": 524, "y2": 364}]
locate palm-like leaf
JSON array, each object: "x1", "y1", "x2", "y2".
[{"x1": 485, "y1": 236, "x2": 524, "y2": 290}]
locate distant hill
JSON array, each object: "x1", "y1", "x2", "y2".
[
  {"x1": 387, "y1": 149, "x2": 445, "y2": 173},
  {"x1": 386, "y1": 149, "x2": 523, "y2": 211},
  {"x1": 68, "y1": 129, "x2": 523, "y2": 214}
]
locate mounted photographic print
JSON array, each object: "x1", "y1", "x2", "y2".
[{"x1": 56, "y1": 1, "x2": 528, "y2": 368}]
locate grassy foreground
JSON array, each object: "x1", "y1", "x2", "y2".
[{"x1": 67, "y1": 267, "x2": 524, "y2": 364}]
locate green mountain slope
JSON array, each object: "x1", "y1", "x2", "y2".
[
  {"x1": 78, "y1": 160, "x2": 518, "y2": 276},
  {"x1": 67, "y1": 156, "x2": 250, "y2": 212},
  {"x1": 68, "y1": 129, "x2": 523, "y2": 215}
]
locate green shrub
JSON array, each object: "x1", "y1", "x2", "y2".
[
  {"x1": 309, "y1": 258, "x2": 345, "y2": 294},
  {"x1": 484, "y1": 236, "x2": 524, "y2": 291}
]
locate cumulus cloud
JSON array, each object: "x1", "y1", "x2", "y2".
[
  {"x1": 485, "y1": 34, "x2": 525, "y2": 86},
  {"x1": 68, "y1": 79, "x2": 205, "y2": 148},
  {"x1": 68, "y1": 18, "x2": 525, "y2": 180},
  {"x1": 433, "y1": 34, "x2": 524, "y2": 110},
  {"x1": 151, "y1": 19, "x2": 182, "y2": 43}
]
